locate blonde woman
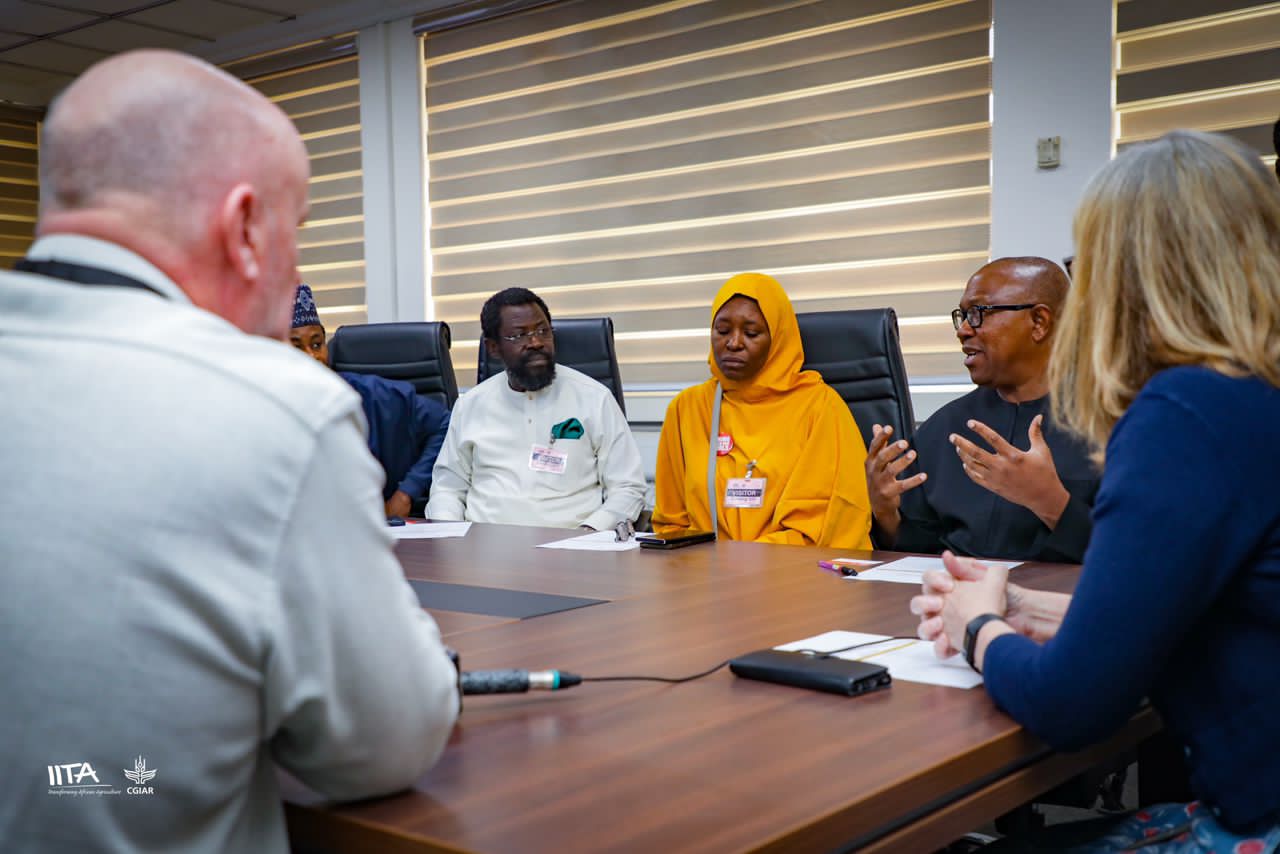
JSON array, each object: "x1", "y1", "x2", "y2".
[{"x1": 912, "y1": 130, "x2": 1280, "y2": 852}]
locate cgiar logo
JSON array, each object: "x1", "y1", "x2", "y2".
[{"x1": 123, "y1": 756, "x2": 157, "y2": 795}]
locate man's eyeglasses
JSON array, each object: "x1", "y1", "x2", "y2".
[
  {"x1": 499, "y1": 325, "x2": 553, "y2": 344},
  {"x1": 951, "y1": 304, "x2": 1036, "y2": 331}
]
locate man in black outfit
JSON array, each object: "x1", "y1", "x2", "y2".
[
  {"x1": 1273, "y1": 114, "x2": 1279, "y2": 180},
  {"x1": 865, "y1": 257, "x2": 1099, "y2": 562}
]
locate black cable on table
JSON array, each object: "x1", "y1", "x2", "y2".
[{"x1": 578, "y1": 637, "x2": 919, "y2": 684}]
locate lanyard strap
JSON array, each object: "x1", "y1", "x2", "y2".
[
  {"x1": 15, "y1": 258, "x2": 168, "y2": 299},
  {"x1": 706, "y1": 383, "x2": 722, "y2": 539}
]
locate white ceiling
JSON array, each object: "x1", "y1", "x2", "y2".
[{"x1": 0, "y1": 0, "x2": 445, "y2": 107}]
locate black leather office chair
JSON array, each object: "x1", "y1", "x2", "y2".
[
  {"x1": 329, "y1": 321, "x2": 459, "y2": 410},
  {"x1": 476, "y1": 316, "x2": 626, "y2": 415},
  {"x1": 797, "y1": 308, "x2": 915, "y2": 449}
]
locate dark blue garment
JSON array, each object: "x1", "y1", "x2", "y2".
[
  {"x1": 339, "y1": 372, "x2": 450, "y2": 502},
  {"x1": 983, "y1": 366, "x2": 1280, "y2": 831}
]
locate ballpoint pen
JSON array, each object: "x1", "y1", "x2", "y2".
[{"x1": 818, "y1": 560, "x2": 859, "y2": 577}]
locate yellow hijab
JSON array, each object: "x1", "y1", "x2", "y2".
[
  {"x1": 653, "y1": 273, "x2": 873, "y2": 548},
  {"x1": 707, "y1": 273, "x2": 824, "y2": 402}
]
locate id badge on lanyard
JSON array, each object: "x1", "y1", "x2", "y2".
[{"x1": 724, "y1": 461, "x2": 766, "y2": 509}]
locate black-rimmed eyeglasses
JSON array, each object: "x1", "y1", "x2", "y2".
[
  {"x1": 499, "y1": 325, "x2": 553, "y2": 344},
  {"x1": 951, "y1": 304, "x2": 1036, "y2": 331}
]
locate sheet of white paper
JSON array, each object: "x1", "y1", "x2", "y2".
[
  {"x1": 390, "y1": 521, "x2": 473, "y2": 539},
  {"x1": 776, "y1": 630, "x2": 983, "y2": 689},
  {"x1": 536, "y1": 530, "x2": 640, "y2": 552},
  {"x1": 867, "y1": 639, "x2": 985, "y2": 689},
  {"x1": 851, "y1": 555, "x2": 1021, "y2": 584},
  {"x1": 775, "y1": 630, "x2": 889, "y2": 652}
]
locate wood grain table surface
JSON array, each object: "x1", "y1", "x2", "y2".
[{"x1": 284, "y1": 523, "x2": 1157, "y2": 853}]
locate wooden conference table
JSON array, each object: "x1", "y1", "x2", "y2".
[{"x1": 283, "y1": 523, "x2": 1156, "y2": 853}]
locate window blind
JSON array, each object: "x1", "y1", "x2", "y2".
[
  {"x1": 226, "y1": 37, "x2": 368, "y2": 329},
  {"x1": 422, "y1": 0, "x2": 992, "y2": 388},
  {"x1": 0, "y1": 104, "x2": 40, "y2": 270},
  {"x1": 1116, "y1": 0, "x2": 1280, "y2": 170}
]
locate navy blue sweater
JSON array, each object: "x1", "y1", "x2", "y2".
[
  {"x1": 340, "y1": 372, "x2": 450, "y2": 502},
  {"x1": 984, "y1": 366, "x2": 1280, "y2": 830}
]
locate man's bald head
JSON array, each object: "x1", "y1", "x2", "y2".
[
  {"x1": 971, "y1": 257, "x2": 1069, "y2": 314},
  {"x1": 41, "y1": 50, "x2": 304, "y2": 235},
  {"x1": 956, "y1": 256, "x2": 1070, "y2": 402},
  {"x1": 37, "y1": 50, "x2": 311, "y2": 338}
]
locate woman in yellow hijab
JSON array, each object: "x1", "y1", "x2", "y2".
[{"x1": 652, "y1": 273, "x2": 873, "y2": 548}]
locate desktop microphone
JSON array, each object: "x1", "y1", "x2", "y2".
[{"x1": 460, "y1": 669, "x2": 583, "y2": 695}]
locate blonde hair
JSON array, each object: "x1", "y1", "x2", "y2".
[{"x1": 1051, "y1": 130, "x2": 1280, "y2": 461}]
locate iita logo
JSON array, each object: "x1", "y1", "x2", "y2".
[
  {"x1": 48, "y1": 762, "x2": 108, "y2": 789},
  {"x1": 123, "y1": 756, "x2": 158, "y2": 795},
  {"x1": 46, "y1": 761, "x2": 120, "y2": 797}
]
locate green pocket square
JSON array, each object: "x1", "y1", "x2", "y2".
[{"x1": 551, "y1": 417, "x2": 585, "y2": 440}]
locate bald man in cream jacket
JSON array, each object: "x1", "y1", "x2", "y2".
[{"x1": 0, "y1": 50, "x2": 457, "y2": 853}]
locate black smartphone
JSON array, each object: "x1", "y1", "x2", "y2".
[{"x1": 635, "y1": 531, "x2": 716, "y2": 549}]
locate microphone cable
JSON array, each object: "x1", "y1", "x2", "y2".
[
  {"x1": 578, "y1": 636, "x2": 920, "y2": 685},
  {"x1": 458, "y1": 637, "x2": 920, "y2": 694}
]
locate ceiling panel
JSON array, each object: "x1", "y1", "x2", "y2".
[
  {"x1": 41, "y1": 0, "x2": 168, "y2": 13},
  {"x1": 126, "y1": 0, "x2": 283, "y2": 39},
  {"x1": 56, "y1": 18, "x2": 196, "y2": 51},
  {"x1": 0, "y1": 30, "x2": 35, "y2": 49},
  {"x1": 253, "y1": 0, "x2": 360, "y2": 14},
  {"x1": 3, "y1": 1, "x2": 101, "y2": 32},
  {"x1": 0, "y1": 0, "x2": 368, "y2": 105},
  {"x1": 0, "y1": 60, "x2": 57, "y2": 86},
  {"x1": 2, "y1": 39, "x2": 107, "y2": 74}
]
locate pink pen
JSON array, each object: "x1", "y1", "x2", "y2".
[{"x1": 818, "y1": 560, "x2": 859, "y2": 577}]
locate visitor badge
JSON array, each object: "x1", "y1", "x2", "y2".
[
  {"x1": 529, "y1": 444, "x2": 568, "y2": 475},
  {"x1": 724, "y1": 477, "x2": 766, "y2": 508},
  {"x1": 716, "y1": 432, "x2": 734, "y2": 455}
]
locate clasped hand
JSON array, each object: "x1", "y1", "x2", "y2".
[{"x1": 910, "y1": 552, "x2": 1011, "y2": 659}]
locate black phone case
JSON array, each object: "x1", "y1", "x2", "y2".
[
  {"x1": 729, "y1": 649, "x2": 891, "y2": 696},
  {"x1": 636, "y1": 531, "x2": 716, "y2": 549}
]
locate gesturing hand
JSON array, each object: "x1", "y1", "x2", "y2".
[
  {"x1": 864, "y1": 424, "x2": 928, "y2": 537},
  {"x1": 949, "y1": 414, "x2": 1070, "y2": 529}
]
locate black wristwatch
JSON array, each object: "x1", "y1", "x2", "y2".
[{"x1": 964, "y1": 613, "x2": 1006, "y2": 673}]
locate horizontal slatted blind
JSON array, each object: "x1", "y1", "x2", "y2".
[
  {"x1": 0, "y1": 105, "x2": 40, "y2": 270},
  {"x1": 423, "y1": 0, "x2": 992, "y2": 387},
  {"x1": 1116, "y1": 0, "x2": 1280, "y2": 170},
  {"x1": 227, "y1": 38, "x2": 368, "y2": 329}
]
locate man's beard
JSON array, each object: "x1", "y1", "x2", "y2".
[{"x1": 507, "y1": 353, "x2": 556, "y2": 391}]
